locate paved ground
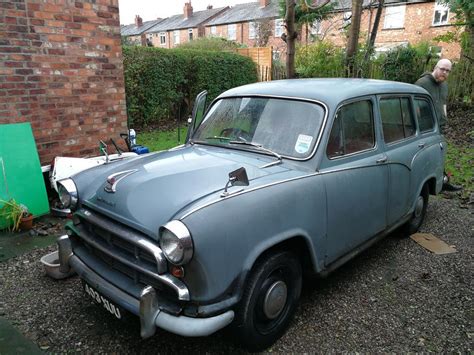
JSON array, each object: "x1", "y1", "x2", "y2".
[{"x1": 0, "y1": 196, "x2": 472, "y2": 353}]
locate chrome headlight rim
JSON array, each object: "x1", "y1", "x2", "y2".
[
  {"x1": 159, "y1": 220, "x2": 193, "y2": 266},
  {"x1": 57, "y1": 178, "x2": 78, "y2": 211}
]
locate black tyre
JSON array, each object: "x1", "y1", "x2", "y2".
[
  {"x1": 233, "y1": 251, "x2": 302, "y2": 352},
  {"x1": 403, "y1": 184, "x2": 429, "y2": 235}
]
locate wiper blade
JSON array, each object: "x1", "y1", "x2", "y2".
[
  {"x1": 205, "y1": 136, "x2": 232, "y2": 141},
  {"x1": 229, "y1": 141, "x2": 282, "y2": 168}
]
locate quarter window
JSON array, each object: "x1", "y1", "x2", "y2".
[
  {"x1": 327, "y1": 100, "x2": 375, "y2": 158},
  {"x1": 380, "y1": 97, "x2": 415, "y2": 143},
  {"x1": 415, "y1": 98, "x2": 435, "y2": 132}
]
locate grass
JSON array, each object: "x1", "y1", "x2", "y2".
[
  {"x1": 138, "y1": 129, "x2": 473, "y2": 199},
  {"x1": 445, "y1": 141, "x2": 474, "y2": 199},
  {"x1": 137, "y1": 127, "x2": 188, "y2": 152}
]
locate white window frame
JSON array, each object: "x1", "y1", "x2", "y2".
[
  {"x1": 310, "y1": 19, "x2": 322, "y2": 35},
  {"x1": 174, "y1": 30, "x2": 180, "y2": 44},
  {"x1": 274, "y1": 18, "x2": 284, "y2": 37},
  {"x1": 383, "y1": 5, "x2": 406, "y2": 29},
  {"x1": 228, "y1": 24, "x2": 236, "y2": 40},
  {"x1": 249, "y1": 21, "x2": 257, "y2": 39},
  {"x1": 159, "y1": 32, "x2": 166, "y2": 45},
  {"x1": 188, "y1": 29, "x2": 193, "y2": 41},
  {"x1": 343, "y1": 11, "x2": 352, "y2": 27},
  {"x1": 210, "y1": 26, "x2": 217, "y2": 36},
  {"x1": 433, "y1": 1, "x2": 450, "y2": 26}
]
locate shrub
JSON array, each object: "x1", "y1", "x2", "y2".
[
  {"x1": 123, "y1": 46, "x2": 257, "y2": 129},
  {"x1": 295, "y1": 41, "x2": 345, "y2": 78},
  {"x1": 176, "y1": 37, "x2": 244, "y2": 51}
]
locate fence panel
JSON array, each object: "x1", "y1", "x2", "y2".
[{"x1": 236, "y1": 47, "x2": 272, "y2": 81}]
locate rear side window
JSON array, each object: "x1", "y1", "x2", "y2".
[
  {"x1": 380, "y1": 97, "x2": 415, "y2": 143},
  {"x1": 327, "y1": 100, "x2": 375, "y2": 158},
  {"x1": 414, "y1": 98, "x2": 435, "y2": 132}
]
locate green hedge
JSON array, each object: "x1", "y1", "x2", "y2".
[{"x1": 123, "y1": 46, "x2": 258, "y2": 128}]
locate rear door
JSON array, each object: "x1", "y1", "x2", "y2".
[{"x1": 320, "y1": 98, "x2": 388, "y2": 263}]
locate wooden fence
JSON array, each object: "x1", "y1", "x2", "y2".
[{"x1": 236, "y1": 47, "x2": 272, "y2": 81}]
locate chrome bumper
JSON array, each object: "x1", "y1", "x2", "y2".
[{"x1": 57, "y1": 235, "x2": 234, "y2": 338}]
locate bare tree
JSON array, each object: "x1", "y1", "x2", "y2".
[
  {"x1": 345, "y1": 0, "x2": 363, "y2": 77},
  {"x1": 254, "y1": 18, "x2": 274, "y2": 47},
  {"x1": 364, "y1": 0, "x2": 385, "y2": 62}
]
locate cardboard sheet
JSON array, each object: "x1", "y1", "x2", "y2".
[{"x1": 410, "y1": 233, "x2": 457, "y2": 254}]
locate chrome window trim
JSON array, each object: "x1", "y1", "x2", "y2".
[{"x1": 193, "y1": 94, "x2": 329, "y2": 162}]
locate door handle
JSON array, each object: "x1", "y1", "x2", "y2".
[
  {"x1": 418, "y1": 142, "x2": 425, "y2": 148},
  {"x1": 376, "y1": 156, "x2": 387, "y2": 164}
]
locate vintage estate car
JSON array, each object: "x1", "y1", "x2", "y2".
[{"x1": 55, "y1": 79, "x2": 445, "y2": 351}]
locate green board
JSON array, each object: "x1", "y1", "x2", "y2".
[{"x1": 0, "y1": 123, "x2": 50, "y2": 229}]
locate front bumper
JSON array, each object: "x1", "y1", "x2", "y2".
[{"x1": 57, "y1": 235, "x2": 234, "y2": 338}]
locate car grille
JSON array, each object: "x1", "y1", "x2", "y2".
[{"x1": 69, "y1": 208, "x2": 174, "y2": 296}]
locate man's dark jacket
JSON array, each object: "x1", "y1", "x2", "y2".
[{"x1": 415, "y1": 72, "x2": 448, "y2": 129}]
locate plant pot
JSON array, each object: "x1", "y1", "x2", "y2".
[{"x1": 19, "y1": 213, "x2": 33, "y2": 231}]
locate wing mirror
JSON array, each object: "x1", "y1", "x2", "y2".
[{"x1": 221, "y1": 167, "x2": 249, "y2": 197}]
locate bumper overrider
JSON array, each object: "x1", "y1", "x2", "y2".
[{"x1": 57, "y1": 235, "x2": 234, "y2": 338}]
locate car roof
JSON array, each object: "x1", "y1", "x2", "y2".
[{"x1": 217, "y1": 78, "x2": 428, "y2": 106}]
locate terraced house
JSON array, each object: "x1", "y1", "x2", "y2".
[
  {"x1": 146, "y1": 3, "x2": 228, "y2": 48},
  {"x1": 121, "y1": 15, "x2": 163, "y2": 46}
]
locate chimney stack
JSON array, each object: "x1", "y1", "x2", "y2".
[
  {"x1": 259, "y1": 0, "x2": 270, "y2": 7},
  {"x1": 207, "y1": 5, "x2": 213, "y2": 9},
  {"x1": 135, "y1": 15, "x2": 143, "y2": 27},
  {"x1": 184, "y1": 2, "x2": 193, "y2": 19}
]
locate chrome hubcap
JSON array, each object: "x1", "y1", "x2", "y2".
[
  {"x1": 414, "y1": 195, "x2": 424, "y2": 218},
  {"x1": 263, "y1": 280, "x2": 287, "y2": 319}
]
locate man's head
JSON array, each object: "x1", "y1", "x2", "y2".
[{"x1": 432, "y1": 59, "x2": 452, "y2": 83}]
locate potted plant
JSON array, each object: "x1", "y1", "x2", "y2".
[{"x1": 0, "y1": 199, "x2": 33, "y2": 231}]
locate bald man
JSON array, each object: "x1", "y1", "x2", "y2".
[
  {"x1": 415, "y1": 59, "x2": 452, "y2": 133},
  {"x1": 415, "y1": 59, "x2": 461, "y2": 191}
]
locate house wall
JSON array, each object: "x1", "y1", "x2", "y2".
[
  {"x1": 305, "y1": 2, "x2": 461, "y2": 59},
  {"x1": 0, "y1": 0, "x2": 128, "y2": 166},
  {"x1": 150, "y1": 28, "x2": 196, "y2": 48}
]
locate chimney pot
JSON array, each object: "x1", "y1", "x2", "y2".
[
  {"x1": 135, "y1": 15, "x2": 143, "y2": 27},
  {"x1": 207, "y1": 5, "x2": 213, "y2": 9},
  {"x1": 259, "y1": 0, "x2": 270, "y2": 7}
]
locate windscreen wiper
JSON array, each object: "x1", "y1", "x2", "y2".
[{"x1": 229, "y1": 141, "x2": 282, "y2": 168}]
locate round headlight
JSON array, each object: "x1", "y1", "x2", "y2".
[
  {"x1": 57, "y1": 178, "x2": 78, "y2": 210},
  {"x1": 159, "y1": 220, "x2": 193, "y2": 266}
]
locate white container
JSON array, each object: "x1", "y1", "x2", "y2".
[
  {"x1": 129, "y1": 128, "x2": 137, "y2": 146},
  {"x1": 40, "y1": 251, "x2": 76, "y2": 280}
]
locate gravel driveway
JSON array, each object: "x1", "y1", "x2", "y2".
[{"x1": 0, "y1": 196, "x2": 472, "y2": 353}]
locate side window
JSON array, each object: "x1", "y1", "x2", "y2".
[
  {"x1": 380, "y1": 97, "x2": 415, "y2": 144},
  {"x1": 414, "y1": 98, "x2": 435, "y2": 132},
  {"x1": 327, "y1": 100, "x2": 375, "y2": 158}
]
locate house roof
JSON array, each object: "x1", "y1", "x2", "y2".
[
  {"x1": 206, "y1": 1, "x2": 280, "y2": 26},
  {"x1": 148, "y1": 7, "x2": 227, "y2": 33},
  {"x1": 332, "y1": 0, "x2": 428, "y2": 11},
  {"x1": 121, "y1": 19, "x2": 164, "y2": 36}
]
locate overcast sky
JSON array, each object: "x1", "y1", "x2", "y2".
[{"x1": 118, "y1": 0, "x2": 249, "y2": 25}]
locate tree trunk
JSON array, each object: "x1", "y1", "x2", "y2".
[
  {"x1": 345, "y1": 0, "x2": 363, "y2": 77},
  {"x1": 286, "y1": 0, "x2": 297, "y2": 78},
  {"x1": 364, "y1": 0, "x2": 384, "y2": 62}
]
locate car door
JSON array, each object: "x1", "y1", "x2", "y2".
[
  {"x1": 378, "y1": 95, "x2": 419, "y2": 227},
  {"x1": 320, "y1": 98, "x2": 388, "y2": 264}
]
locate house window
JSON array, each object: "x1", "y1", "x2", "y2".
[
  {"x1": 343, "y1": 11, "x2": 351, "y2": 27},
  {"x1": 310, "y1": 19, "x2": 321, "y2": 35},
  {"x1": 188, "y1": 29, "x2": 193, "y2": 41},
  {"x1": 228, "y1": 24, "x2": 236, "y2": 40},
  {"x1": 211, "y1": 26, "x2": 217, "y2": 36},
  {"x1": 174, "y1": 30, "x2": 180, "y2": 44},
  {"x1": 433, "y1": 1, "x2": 449, "y2": 26},
  {"x1": 159, "y1": 32, "x2": 166, "y2": 45},
  {"x1": 383, "y1": 5, "x2": 406, "y2": 29},
  {"x1": 274, "y1": 19, "x2": 284, "y2": 37},
  {"x1": 249, "y1": 21, "x2": 257, "y2": 39}
]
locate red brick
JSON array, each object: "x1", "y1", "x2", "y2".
[{"x1": 29, "y1": 19, "x2": 45, "y2": 26}]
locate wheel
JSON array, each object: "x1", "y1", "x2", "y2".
[
  {"x1": 233, "y1": 251, "x2": 302, "y2": 352},
  {"x1": 403, "y1": 184, "x2": 429, "y2": 236}
]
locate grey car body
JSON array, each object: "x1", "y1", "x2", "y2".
[{"x1": 56, "y1": 79, "x2": 445, "y2": 351}]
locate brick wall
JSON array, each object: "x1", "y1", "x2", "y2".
[
  {"x1": 306, "y1": 2, "x2": 461, "y2": 59},
  {"x1": 0, "y1": 0, "x2": 128, "y2": 166}
]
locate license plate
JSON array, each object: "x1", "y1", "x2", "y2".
[{"x1": 83, "y1": 282, "x2": 123, "y2": 319}]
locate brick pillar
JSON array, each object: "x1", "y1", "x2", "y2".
[{"x1": 0, "y1": 0, "x2": 128, "y2": 165}]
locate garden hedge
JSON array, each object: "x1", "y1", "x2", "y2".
[{"x1": 123, "y1": 46, "x2": 258, "y2": 128}]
